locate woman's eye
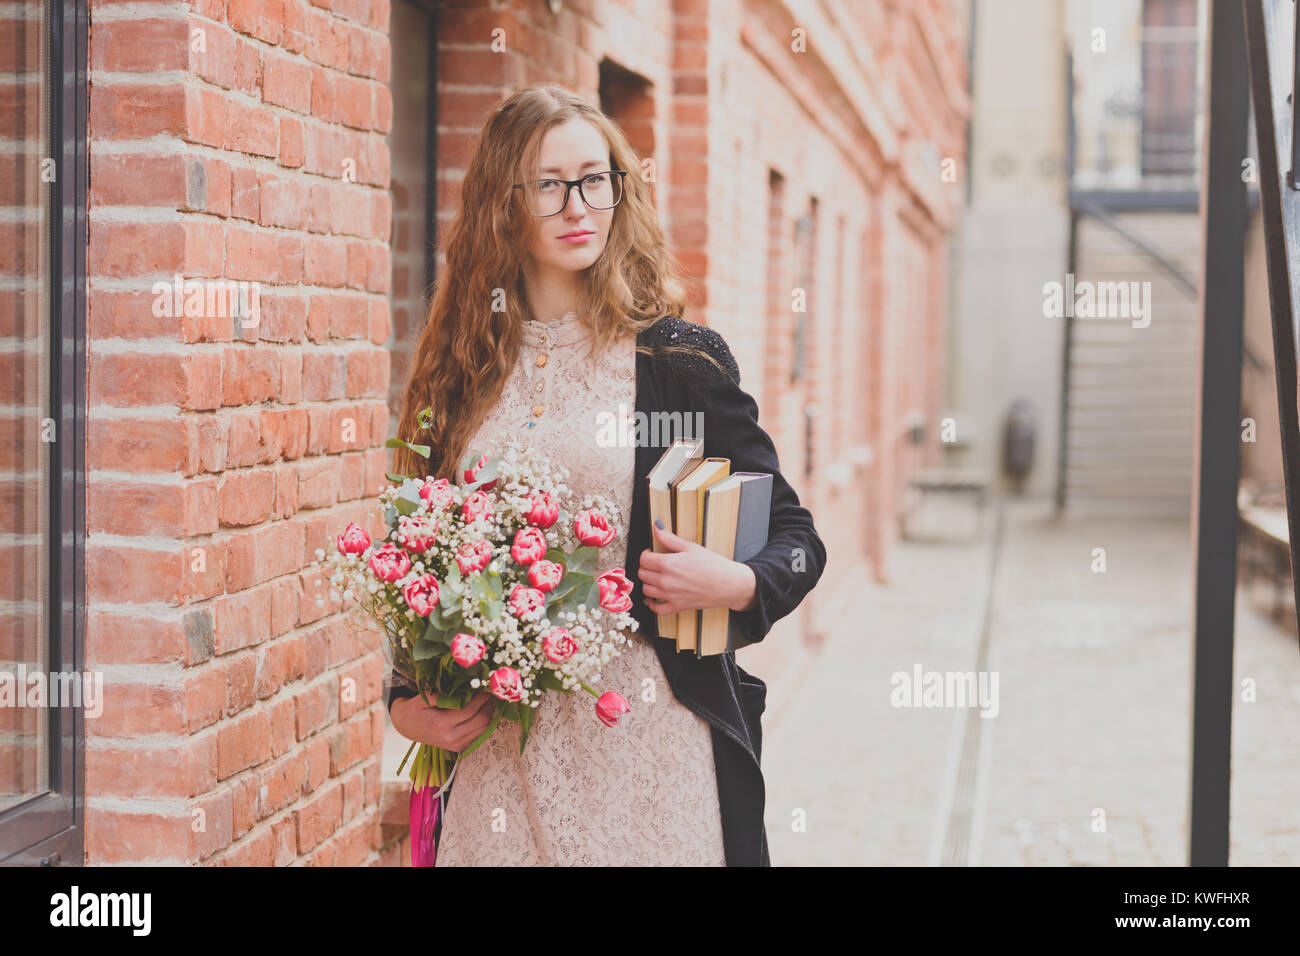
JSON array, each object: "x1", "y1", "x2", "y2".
[
  {"x1": 583, "y1": 174, "x2": 608, "y2": 185},
  {"x1": 537, "y1": 180, "x2": 561, "y2": 192}
]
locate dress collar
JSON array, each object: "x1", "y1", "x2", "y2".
[{"x1": 521, "y1": 310, "x2": 591, "y2": 349}]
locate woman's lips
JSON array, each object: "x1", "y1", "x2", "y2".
[{"x1": 558, "y1": 231, "x2": 594, "y2": 244}]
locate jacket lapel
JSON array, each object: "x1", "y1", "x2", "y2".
[{"x1": 630, "y1": 333, "x2": 756, "y2": 760}]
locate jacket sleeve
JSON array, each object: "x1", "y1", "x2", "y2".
[
  {"x1": 670, "y1": 324, "x2": 828, "y2": 648},
  {"x1": 387, "y1": 678, "x2": 418, "y2": 714}
]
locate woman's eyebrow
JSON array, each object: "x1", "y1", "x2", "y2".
[{"x1": 538, "y1": 160, "x2": 606, "y2": 174}]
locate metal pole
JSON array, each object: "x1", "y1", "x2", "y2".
[{"x1": 1188, "y1": 0, "x2": 1250, "y2": 867}]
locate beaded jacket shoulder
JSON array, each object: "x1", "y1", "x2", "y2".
[{"x1": 639, "y1": 316, "x2": 742, "y2": 391}]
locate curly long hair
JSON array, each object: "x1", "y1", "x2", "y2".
[{"x1": 391, "y1": 82, "x2": 725, "y2": 480}]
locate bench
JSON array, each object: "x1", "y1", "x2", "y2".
[
  {"x1": 901, "y1": 467, "x2": 992, "y2": 540},
  {"x1": 1237, "y1": 492, "x2": 1293, "y2": 620}
]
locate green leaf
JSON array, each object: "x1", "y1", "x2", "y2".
[
  {"x1": 433, "y1": 687, "x2": 470, "y2": 710},
  {"x1": 446, "y1": 562, "x2": 463, "y2": 590},
  {"x1": 567, "y1": 546, "x2": 597, "y2": 576},
  {"x1": 383, "y1": 503, "x2": 397, "y2": 527},
  {"x1": 422, "y1": 618, "x2": 451, "y2": 646},
  {"x1": 457, "y1": 707, "x2": 502, "y2": 760},
  {"x1": 551, "y1": 571, "x2": 592, "y2": 611},
  {"x1": 393, "y1": 495, "x2": 419, "y2": 516},
  {"x1": 385, "y1": 470, "x2": 410, "y2": 484},
  {"x1": 439, "y1": 581, "x2": 458, "y2": 611},
  {"x1": 385, "y1": 437, "x2": 432, "y2": 459},
  {"x1": 412, "y1": 638, "x2": 441, "y2": 661},
  {"x1": 534, "y1": 669, "x2": 566, "y2": 694},
  {"x1": 518, "y1": 700, "x2": 533, "y2": 754},
  {"x1": 484, "y1": 570, "x2": 504, "y2": 599},
  {"x1": 479, "y1": 595, "x2": 503, "y2": 620}
]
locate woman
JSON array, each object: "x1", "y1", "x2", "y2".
[{"x1": 387, "y1": 82, "x2": 826, "y2": 866}]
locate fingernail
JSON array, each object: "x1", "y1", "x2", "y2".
[{"x1": 654, "y1": 519, "x2": 664, "y2": 530}]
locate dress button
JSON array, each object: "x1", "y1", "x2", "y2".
[
  {"x1": 533, "y1": 404, "x2": 545, "y2": 416},
  {"x1": 534, "y1": 381, "x2": 544, "y2": 393},
  {"x1": 536, "y1": 354, "x2": 548, "y2": 368}
]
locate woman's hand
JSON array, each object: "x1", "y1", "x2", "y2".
[
  {"x1": 637, "y1": 521, "x2": 758, "y2": 615},
  {"x1": 390, "y1": 690, "x2": 497, "y2": 751}
]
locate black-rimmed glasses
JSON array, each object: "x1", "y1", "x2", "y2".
[{"x1": 512, "y1": 169, "x2": 627, "y2": 217}]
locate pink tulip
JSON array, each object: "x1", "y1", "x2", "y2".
[
  {"x1": 336, "y1": 522, "x2": 371, "y2": 555},
  {"x1": 526, "y1": 492, "x2": 559, "y2": 529},
  {"x1": 595, "y1": 691, "x2": 630, "y2": 727},
  {"x1": 397, "y1": 514, "x2": 439, "y2": 554},
  {"x1": 461, "y1": 490, "x2": 494, "y2": 523},
  {"x1": 527, "y1": 559, "x2": 563, "y2": 593},
  {"x1": 463, "y1": 452, "x2": 497, "y2": 491},
  {"x1": 488, "y1": 666, "x2": 523, "y2": 702},
  {"x1": 419, "y1": 477, "x2": 455, "y2": 512},
  {"x1": 402, "y1": 573, "x2": 440, "y2": 617},
  {"x1": 574, "y1": 508, "x2": 616, "y2": 547},
  {"x1": 369, "y1": 544, "x2": 411, "y2": 583},
  {"x1": 510, "y1": 526, "x2": 548, "y2": 566},
  {"x1": 450, "y1": 632, "x2": 485, "y2": 667},
  {"x1": 597, "y1": 568, "x2": 634, "y2": 613},
  {"x1": 456, "y1": 539, "x2": 494, "y2": 575},
  {"x1": 541, "y1": 627, "x2": 578, "y2": 663},
  {"x1": 507, "y1": 583, "x2": 546, "y2": 620}
]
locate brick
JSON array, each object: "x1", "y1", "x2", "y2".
[
  {"x1": 301, "y1": 350, "x2": 346, "y2": 401},
  {"x1": 264, "y1": 53, "x2": 313, "y2": 114},
  {"x1": 86, "y1": 543, "x2": 183, "y2": 604},
  {"x1": 87, "y1": 416, "x2": 191, "y2": 474},
  {"x1": 228, "y1": 0, "x2": 286, "y2": 45},
  {"x1": 188, "y1": 20, "x2": 236, "y2": 89},
  {"x1": 225, "y1": 651, "x2": 258, "y2": 715},
  {"x1": 86, "y1": 809, "x2": 192, "y2": 864},
  {"x1": 92, "y1": 82, "x2": 186, "y2": 139},
  {"x1": 294, "y1": 782, "x2": 343, "y2": 853},
  {"x1": 296, "y1": 456, "x2": 340, "y2": 509},
  {"x1": 85, "y1": 610, "x2": 189, "y2": 667},
  {"x1": 225, "y1": 99, "x2": 279, "y2": 158},
  {"x1": 258, "y1": 174, "x2": 311, "y2": 230},
  {"x1": 304, "y1": 236, "x2": 348, "y2": 287},
  {"x1": 216, "y1": 708, "x2": 272, "y2": 779},
  {"x1": 221, "y1": 347, "x2": 282, "y2": 405},
  {"x1": 279, "y1": 116, "x2": 305, "y2": 168},
  {"x1": 213, "y1": 583, "x2": 274, "y2": 655},
  {"x1": 218, "y1": 468, "x2": 276, "y2": 527},
  {"x1": 295, "y1": 679, "x2": 334, "y2": 741},
  {"x1": 89, "y1": 221, "x2": 184, "y2": 277}
]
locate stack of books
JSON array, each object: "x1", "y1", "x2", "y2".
[{"x1": 646, "y1": 439, "x2": 772, "y2": 656}]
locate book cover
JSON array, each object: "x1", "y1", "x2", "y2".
[{"x1": 696, "y1": 472, "x2": 772, "y2": 656}]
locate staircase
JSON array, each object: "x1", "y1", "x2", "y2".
[{"x1": 1062, "y1": 210, "x2": 1202, "y2": 516}]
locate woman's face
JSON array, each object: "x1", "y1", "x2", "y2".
[{"x1": 519, "y1": 118, "x2": 616, "y2": 279}]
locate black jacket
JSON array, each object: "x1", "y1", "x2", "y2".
[{"x1": 388, "y1": 315, "x2": 828, "y2": 866}]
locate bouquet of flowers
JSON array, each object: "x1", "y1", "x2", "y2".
[{"x1": 315, "y1": 412, "x2": 638, "y2": 860}]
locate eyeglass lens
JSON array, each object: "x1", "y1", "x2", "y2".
[{"x1": 527, "y1": 173, "x2": 622, "y2": 216}]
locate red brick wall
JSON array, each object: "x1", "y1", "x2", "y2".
[{"x1": 85, "y1": 0, "x2": 395, "y2": 864}]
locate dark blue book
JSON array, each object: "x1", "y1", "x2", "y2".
[{"x1": 696, "y1": 472, "x2": 772, "y2": 656}]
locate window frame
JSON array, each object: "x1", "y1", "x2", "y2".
[{"x1": 0, "y1": 0, "x2": 87, "y2": 866}]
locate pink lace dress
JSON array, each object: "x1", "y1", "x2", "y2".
[{"x1": 434, "y1": 310, "x2": 727, "y2": 866}]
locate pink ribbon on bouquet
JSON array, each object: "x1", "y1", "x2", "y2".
[{"x1": 407, "y1": 757, "x2": 461, "y2": 867}]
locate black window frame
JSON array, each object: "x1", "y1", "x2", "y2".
[{"x1": 0, "y1": 0, "x2": 87, "y2": 866}]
